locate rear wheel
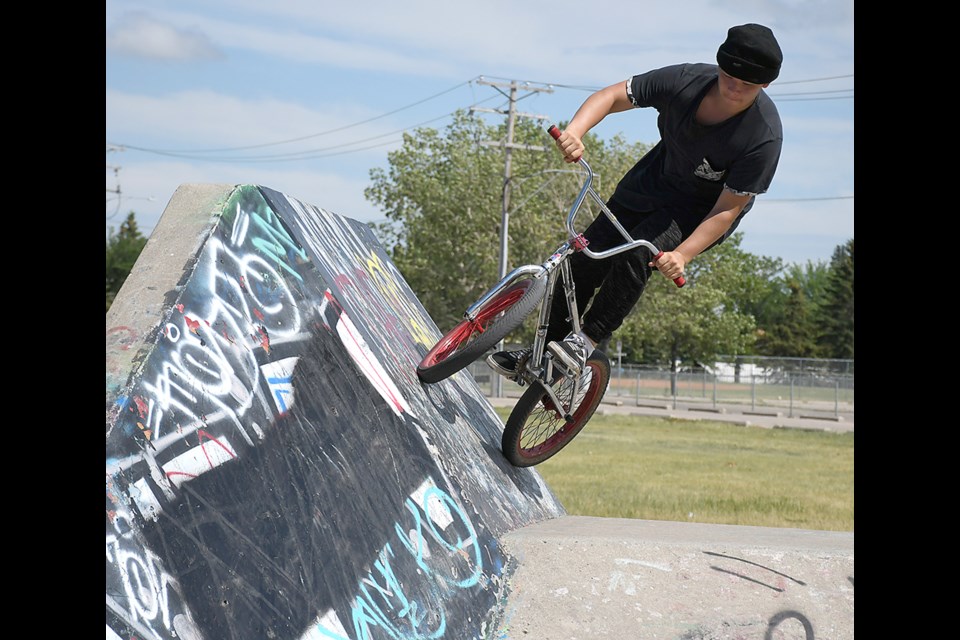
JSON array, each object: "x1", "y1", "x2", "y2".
[
  {"x1": 417, "y1": 275, "x2": 547, "y2": 383},
  {"x1": 501, "y1": 351, "x2": 610, "y2": 467}
]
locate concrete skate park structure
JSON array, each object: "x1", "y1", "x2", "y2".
[{"x1": 105, "y1": 184, "x2": 853, "y2": 640}]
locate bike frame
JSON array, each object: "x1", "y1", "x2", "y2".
[{"x1": 463, "y1": 147, "x2": 662, "y2": 407}]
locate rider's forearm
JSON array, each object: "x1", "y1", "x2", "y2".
[
  {"x1": 676, "y1": 210, "x2": 738, "y2": 261},
  {"x1": 566, "y1": 82, "x2": 634, "y2": 138}
]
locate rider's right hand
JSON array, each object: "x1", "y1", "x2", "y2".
[{"x1": 554, "y1": 130, "x2": 585, "y2": 163}]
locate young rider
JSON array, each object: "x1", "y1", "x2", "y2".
[{"x1": 488, "y1": 23, "x2": 784, "y2": 381}]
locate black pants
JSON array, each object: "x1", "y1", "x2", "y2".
[{"x1": 546, "y1": 199, "x2": 684, "y2": 345}]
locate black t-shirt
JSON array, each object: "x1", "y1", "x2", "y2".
[{"x1": 611, "y1": 62, "x2": 783, "y2": 239}]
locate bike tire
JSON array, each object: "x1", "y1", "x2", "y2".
[
  {"x1": 501, "y1": 351, "x2": 611, "y2": 467},
  {"x1": 417, "y1": 275, "x2": 548, "y2": 384}
]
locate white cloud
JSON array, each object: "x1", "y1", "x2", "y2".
[
  {"x1": 107, "y1": 6, "x2": 458, "y2": 76},
  {"x1": 106, "y1": 0, "x2": 854, "y2": 266},
  {"x1": 106, "y1": 11, "x2": 223, "y2": 61},
  {"x1": 106, "y1": 1, "x2": 852, "y2": 83}
]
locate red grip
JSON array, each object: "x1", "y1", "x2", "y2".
[
  {"x1": 654, "y1": 251, "x2": 685, "y2": 288},
  {"x1": 547, "y1": 125, "x2": 562, "y2": 140}
]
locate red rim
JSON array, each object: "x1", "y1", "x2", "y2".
[{"x1": 420, "y1": 281, "x2": 532, "y2": 368}]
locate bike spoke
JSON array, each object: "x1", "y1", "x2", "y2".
[{"x1": 516, "y1": 368, "x2": 596, "y2": 456}]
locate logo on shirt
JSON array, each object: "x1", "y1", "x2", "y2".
[{"x1": 694, "y1": 158, "x2": 725, "y2": 182}]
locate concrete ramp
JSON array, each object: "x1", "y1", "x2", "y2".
[
  {"x1": 106, "y1": 184, "x2": 564, "y2": 640},
  {"x1": 106, "y1": 184, "x2": 853, "y2": 640}
]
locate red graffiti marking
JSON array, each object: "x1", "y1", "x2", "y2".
[
  {"x1": 222, "y1": 329, "x2": 235, "y2": 344},
  {"x1": 257, "y1": 327, "x2": 271, "y2": 353},
  {"x1": 133, "y1": 396, "x2": 149, "y2": 418},
  {"x1": 184, "y1": 316, "x2": 201, "y2": 334},
  {"x1": 165, "y1": 470, "x2": 197, "y2": 481},
  {"x1": 162, "y1": 431, "x2": 237, "y2": 482},
  {"x1": 197, "y1": 429, "x2": 237, "y2": 463},
  {"x1": 321, "y1": 288, "x2": 407, "y2": 415},
  {"x1": 175, "y1": 304, "x2": 184, "y2": 312},
  {"x1": 324, "y1": 289, "x2": 344, "y2": 314},
  {"x1": 239, "y1": 276, "x2": 246, "y2": 291},
  {"x1": 253, "y1": 308, "x2": 265, "y2": 321}
]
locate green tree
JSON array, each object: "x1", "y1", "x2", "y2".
[
  {"x1": 366, "y1": 110, "x2": 650, "y2": 336},
  {"x1": 106, "y1": 212, "x2": 148, "y2": 312},
  {"x1": 785, "y1": 259, "x2": 830, "y2": 301},
  {"x1": 682, "y1": 233, "x2": 784, "y2": 357},
  {"x1": 616, "y1": 238, "x2": 758, "y2": 382},
  {"x1": 751, "y1": 259, "x2": 829, "y2": 358},
  {"x1": 755, "y1": 279, "x2": 821, "y2": 357},
  {"x1": 815, "y1": 238, "x2": 854, "y2": 358}
]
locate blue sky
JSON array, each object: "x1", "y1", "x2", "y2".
[{"x1": 106, "y1": 0, "x2": 853, "y2": 267}]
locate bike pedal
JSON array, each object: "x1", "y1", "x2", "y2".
[{"x1": 547, "y1": 343, "x2": 582, "y2": 374}]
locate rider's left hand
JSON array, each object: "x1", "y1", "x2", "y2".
[{"x1": 650, "y1": 251, "x2": 686, "y2": 281}]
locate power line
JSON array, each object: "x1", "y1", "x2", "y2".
[
  {"x1": 106, "y1": 74, "x2": 854, "y2": 203},
  {"x1": 480, "y1": 73, "x2": 853, "y2": 93},
  {"x1": 765, "y1": 196, "x2": 853, "y2": 202},
  {"x1": 108, "y1": 88, "x2": 511, "y2": 163},
  {"x1": 772, "y1": 74, "x2": 853, "y2": 85},
  {"x1": 137, "y1": 78, "x2": 481, "y2": 153},
  {"x1": 771, "y1": 95, "x2": 853, "y2": 102},
  {"x1": 108, "y1": 73, "x2": 853, "y2": 161},
  {"x1": 767, "y1": 88, "x2": 852, "y2": 97},
  {"x1": 110, "y1": 94, "x2": 503, "y2": 163}
]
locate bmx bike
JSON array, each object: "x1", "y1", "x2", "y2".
[{"x1": 417, "y1": 125, "x2": 684, "y2": 467}]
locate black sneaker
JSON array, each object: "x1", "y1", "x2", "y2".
[
  {"x1": 486, "y1": 348, "x2": 532, "y2": 381},
  {"x1": 547, "y1": 334, "x2": 588, "y2": 376}
]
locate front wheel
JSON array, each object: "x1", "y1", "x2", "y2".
[
  {"x1": 417, "y1": 275, "x2": 547, "y2": 384},
  {"x1": 501, "y1": 351, "x2": 611, "y2": 467}
]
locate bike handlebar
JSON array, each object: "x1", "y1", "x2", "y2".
[{"x1": 547, "y1": 125, "x2": 686, "y2": 288}]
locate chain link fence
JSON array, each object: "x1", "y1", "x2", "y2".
[{"x1": 469, "y1": 354, "x2": 854, "y2": 421}]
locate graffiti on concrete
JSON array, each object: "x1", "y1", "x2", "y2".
[{"x1": 106, "y1": 186, "x2": 561, "y2": 640}]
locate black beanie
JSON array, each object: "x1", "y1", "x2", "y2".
[{"x1": 716, "y1": 23, "x2": 782, "y2": 84}]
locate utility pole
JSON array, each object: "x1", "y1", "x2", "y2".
[
  {"x1": 106, "y1": 144, "x2": 123, "y2": 219},
  {"x1": 472, "y1": 77, "x2": 554, "y2": 397}
]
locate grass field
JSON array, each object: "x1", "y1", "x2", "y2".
[{"x1": 495, "y1": 408, "x2": 854, "y2": 532}]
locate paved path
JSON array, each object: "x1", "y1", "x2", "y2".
[
  {"x1": 497, "y1": 516, "x2": 854, "y2": 639},
  {"x1": 486, "y1": 392, "x2": 854, "y2": 433}
]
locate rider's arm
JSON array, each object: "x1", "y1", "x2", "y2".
[
  {"x1": 556, "y1": 81, "x2": 635, "y2": 162},
  {"x1": 651, "y1": 189, "x2": 752, "y2": 280}
]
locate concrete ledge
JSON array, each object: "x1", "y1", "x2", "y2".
[
  {"x1": 689, "y1": 406, "x2": 726, "y2": 414},
  {"x1": 635, "y1": 401, "x2": 671, "y2": 409},
  {"x1": 744, "y1": 410, "x2": 784, "y2": 417},
  {"x1": 800, "y1": 414, "x2": 844, "y2": 421}
]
